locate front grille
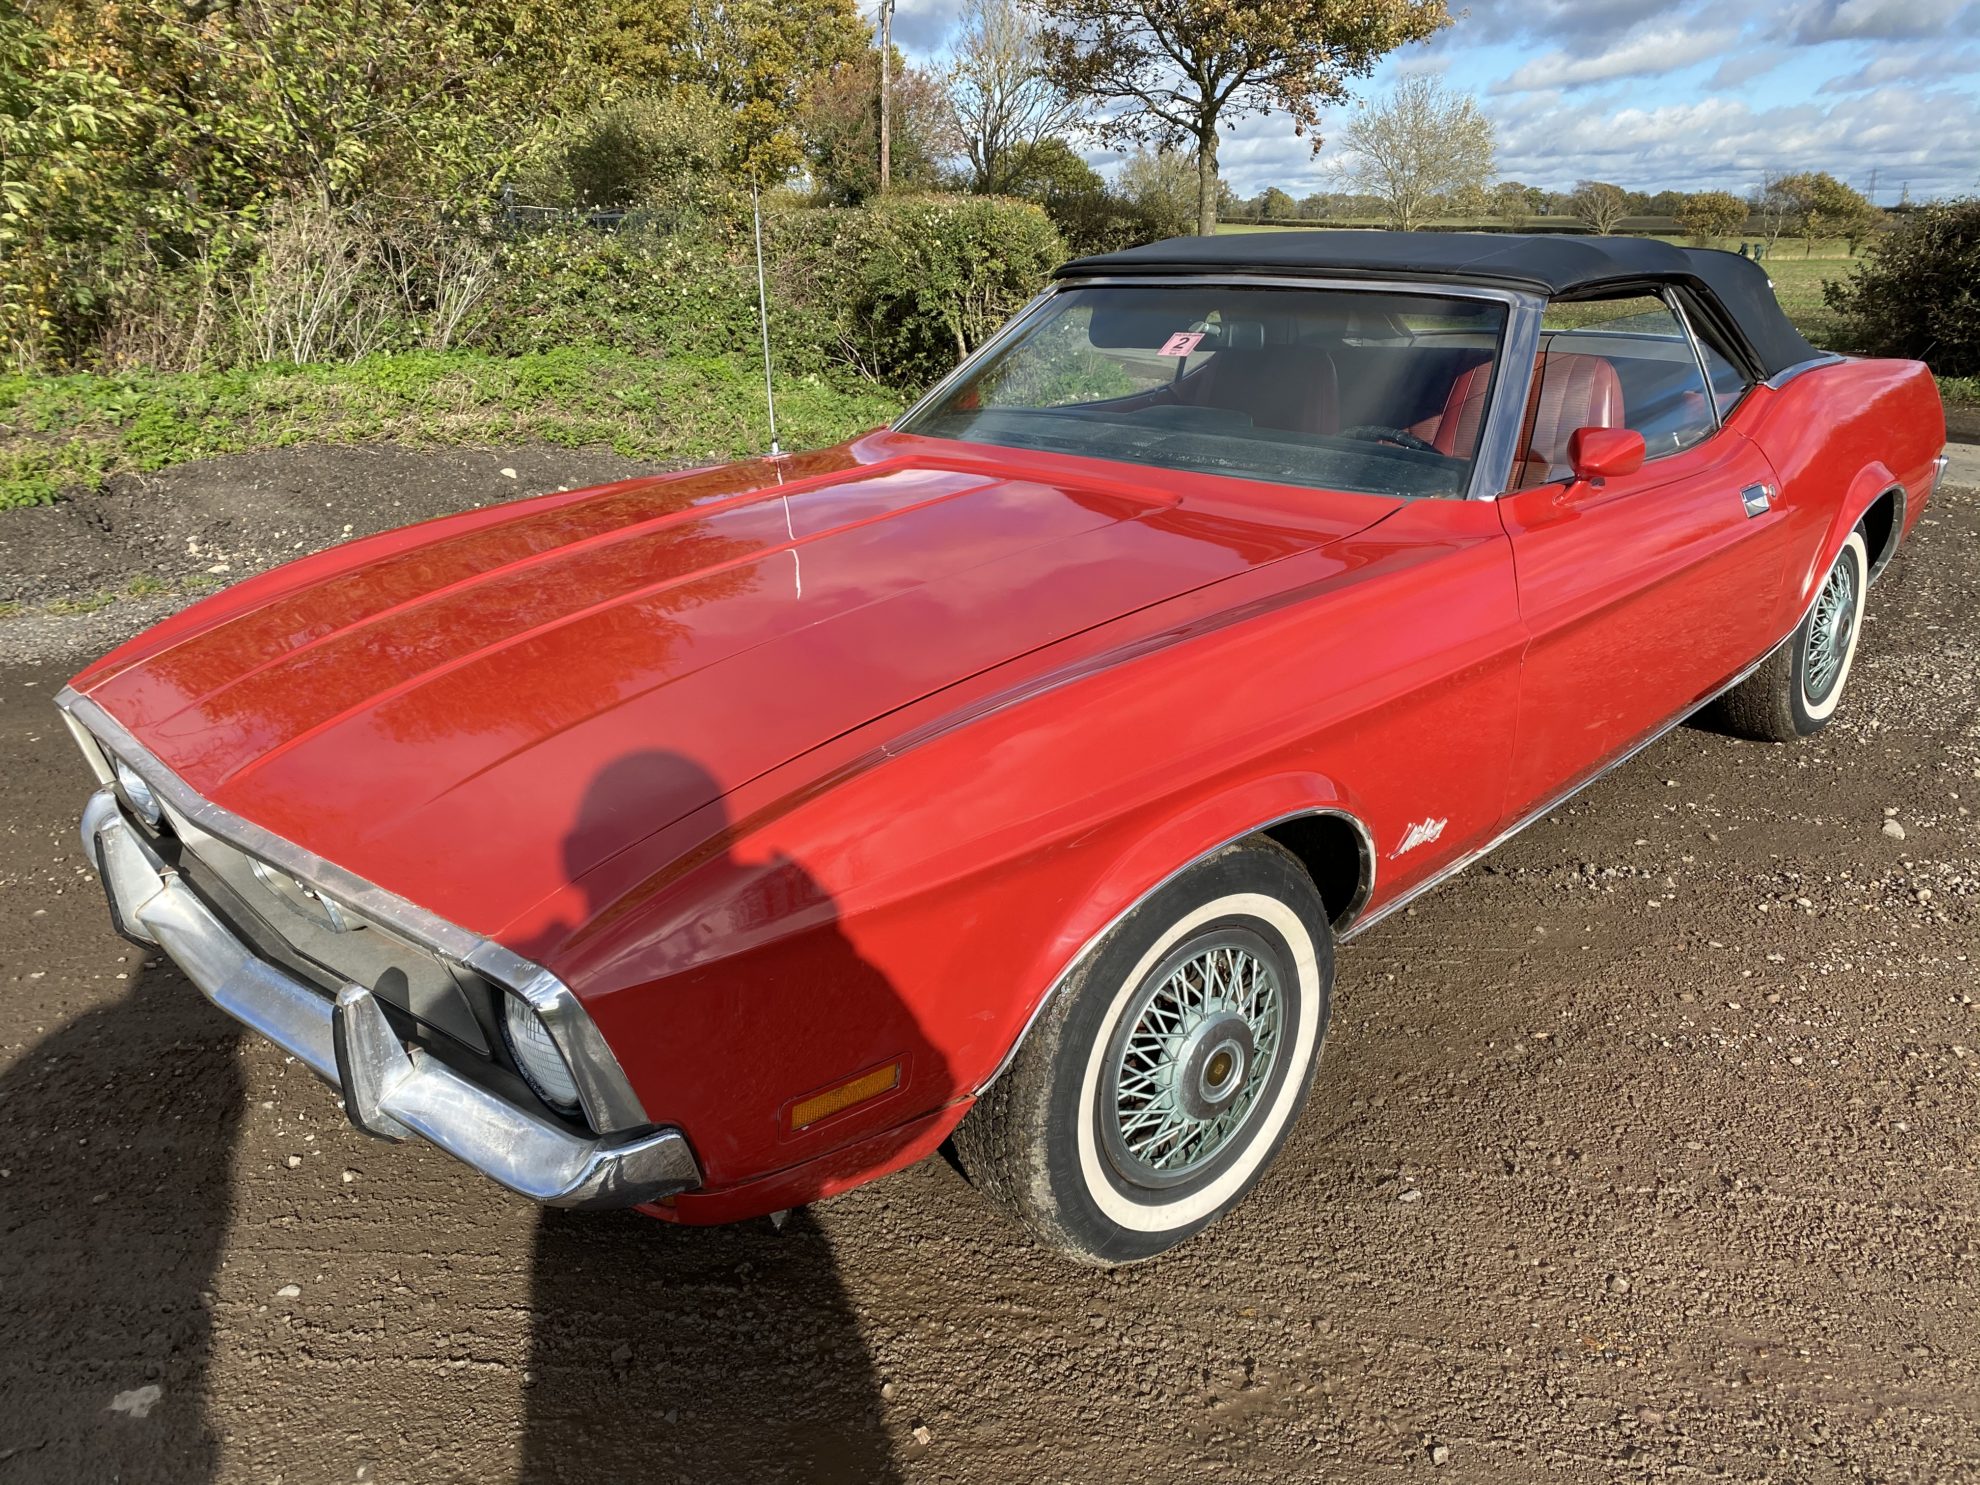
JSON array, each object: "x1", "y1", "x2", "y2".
[{"x1": 161, "y1": 800, "x2": 502, "y2": 1058}]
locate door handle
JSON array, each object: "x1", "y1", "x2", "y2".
[{"x1": 1740, "y1": 483, "x2": 1774, "y2": 517}]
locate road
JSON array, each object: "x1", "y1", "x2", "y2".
[{"x1": 3, "y1": 445, "x2": 1976, "y2": 1484}]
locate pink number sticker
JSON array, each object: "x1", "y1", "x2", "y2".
[{"x1": 1157, "y1": 331, "x2": 1205, "y2": 357}]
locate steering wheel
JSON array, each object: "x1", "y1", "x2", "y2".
[{"x1": 1340, "y1": 424, "x2": 1440, "y2": 455}]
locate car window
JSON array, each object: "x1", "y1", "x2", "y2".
[
  {"x1": 899, "y1": 284, "x2": 1510, "y2": 501},
  {"x1": 1516, "y1": 293, "x2": 1717, "y2": 488},
  {"x1": 1686, "y1": 311, "x2": 1754, "y2": 419}
]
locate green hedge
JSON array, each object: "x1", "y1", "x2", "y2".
[
  {"x1": 1825, "y1": 198, "x2": 1980, "y2": 376},
  {"x1": 476, "y1": 194, "x2": 1064, "y2": 393}
]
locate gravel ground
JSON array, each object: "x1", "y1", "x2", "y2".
[{"x1": 2, "y1": 444, "x2": 1977, "y2": 1485}]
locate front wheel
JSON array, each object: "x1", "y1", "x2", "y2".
[
  {"x1": 954, "y1": 838, "x2": 1332, "y2": 1265},
  {"x1": 1715, "y1": 529, "x2": 1869, "y2": 741}
]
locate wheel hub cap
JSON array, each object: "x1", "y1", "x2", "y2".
[
  {"x1": 1102, "y1": 934, "x2": 1284, "y2": 1187},
  {"x1": 1804, "y1": 553, "x2": 1857, "y2": 703}
]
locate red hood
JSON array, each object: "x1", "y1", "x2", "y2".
[{"x1": 73, "y1": 432, "x2": 1397, "y2": 937}]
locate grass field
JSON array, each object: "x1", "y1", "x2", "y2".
[{"x1": 0, "y1": 347, "x2": 899, "y2": 510}]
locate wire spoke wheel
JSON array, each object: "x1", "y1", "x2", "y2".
[
  {"x1": 1099, "y1": 929, "x2": 1285, "y2": 1189},
  {"x1": 1804, "y1": 551, "x2": 1859, "y2": 705}
]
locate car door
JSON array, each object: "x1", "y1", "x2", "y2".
[{"x1": 1495, "y1": 291, "x2": 1798, "y2": 810}]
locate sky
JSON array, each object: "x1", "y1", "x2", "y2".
[{"x1": 887, "y1": 0, "x2": 1980, "y2": 201}]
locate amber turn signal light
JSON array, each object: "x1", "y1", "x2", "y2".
[{"x1": 787, "y1": 1060, "x2": 902, "y2": 1132}]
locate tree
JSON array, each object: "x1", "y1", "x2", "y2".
[
  {"x1": 1002, "y1": 137, "x2": 1106, "y2": 199},
  {"x1": 1674, "y1": 190, "x2": 1747, "y2": 244},
  {"x1": 948, "y1": 0, "x2": 1081, "y2": 195},
  {"x1": 1339, "y1": 78, "x2": 1492, "y2": 232},
  {"x1": 1752, "y1": 174, "x2": 1795, "y2": 252},
  {"x1": 584, "y1": 0, "x2": 868, "y2": 180},
  {"x1": 1772, "y1": 171, "x2": 1877, "y2": 255},
  {"x1": 1116, "y1": 148, "x2": 1200, "y2": 239},
  {"x1": 1490, "y1": 180, "x2": 1533, "y2": 232},
  {"x1": 1257, "y1": 186, "x2": 1297, "y2": 220},
  {"x1": 802, "y1": 53, "x2": 955, "y2": 204},
  {"x1": 1570, "y1": 180, "x2": 1630, "y2": 235},
  {"x1": 1030, "y1": 0, "x2": 1450, "y2": 237}
]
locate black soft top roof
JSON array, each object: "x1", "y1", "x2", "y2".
[{"x1": 1055, "y1": 230, "x2": 1822, "y2": 377}]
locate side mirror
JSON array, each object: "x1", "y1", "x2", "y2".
[{"x1": 1567, "y1": 426, "x2": 1645, "y2": 484}]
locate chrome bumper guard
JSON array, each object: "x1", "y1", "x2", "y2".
[{"x1": 82, "y1": 789, "x2": 699, "y2": 1209}]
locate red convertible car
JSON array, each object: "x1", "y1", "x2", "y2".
[{"x1": 60, "y1": 233, "x2": 1946, "y2": 1263}]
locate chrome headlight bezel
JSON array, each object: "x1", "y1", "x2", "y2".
[
  {"x1": 500, "y1": 994, "x2": 584, "y2": 1114},
  {"x1": 112, "y1": 755, "x2": 163, "y2": 827}
]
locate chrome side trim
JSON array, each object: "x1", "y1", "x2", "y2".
[
  {"x1": 973, "y1": 805, "x2": 1376, "y2": 1096},
  {"x1": 902, "y1": 273, "x2": 1545, "y2": 504},
  {"x1": 55, "y1": 686, "x2": 652, "y2": 1137},
  {"x1": 1763, "y1": 352, "x2": 1846, "y2": 390},
  {"x1": 1341, "y1": 562, "x2": 1849, "y2": 943},
  {"x1": 85, "y1": 788, "x2": 699, "y2": 1208}
]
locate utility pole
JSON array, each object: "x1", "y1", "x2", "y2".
[
  {"x1": 878, "y1": 0, "x2": 895, "y2": 193},
  {"x1": 1867, "y1": 166, "x2": 1878, "y2": 206}
]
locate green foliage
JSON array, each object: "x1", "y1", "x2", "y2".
[
  {"x1": 0, "y1": 347, "x2": 898, "y2": 509},
  {"x1": 1116, "y1": 150, "x2": 1200, "y2": 240},
  {"x1": 1769, "y1": 172, "x2": 1878, "y2": 251},
  {"x1": 520, "y1": 89, "x2": 742, "y2": 215},
  {"x1": 477, "y1": 223, "x2": 803, "y2": 367},
  {"x1": 801, "y1": 55, "x2": 956, "y2": 205},
  {"x1": 777, "y1": 195, "x2": 1065, "y2": 386},
  {"x1": 1824, "y1": 198, "x2": 1980, "y2": 376},
  {"x1": 1675, "y1": 190, "x2": 1749, "y2": 243}
]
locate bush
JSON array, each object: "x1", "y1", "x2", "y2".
[
  {"x1": 778, "y1": 194, "x2": 1064, "y2": 388},
  {"x1": 516, "y1": 88, "x2": 742, "y2": 220},
  {"x1": 1825, "y1": 198, "x2": 1980, "y2": 375}
]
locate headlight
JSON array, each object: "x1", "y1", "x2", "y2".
[
  {"x1": 502, "y1": 996, "x2": 581, "y2": 1114},
  {"x1": 112, "y1": 756, "x2": 162, "y2": 826}
]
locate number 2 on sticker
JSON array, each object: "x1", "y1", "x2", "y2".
[{"x1": 1158, "y1": 331, "x2": 1204, "y2": 357}]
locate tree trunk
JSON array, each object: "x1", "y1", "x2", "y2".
[{"x1": 1196, "y1": 132, "x2": 1217, "y2": 237}]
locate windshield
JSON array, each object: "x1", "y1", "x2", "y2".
[{"x1": 899, "y1": 284, "x2": 1510, "y2": 500}]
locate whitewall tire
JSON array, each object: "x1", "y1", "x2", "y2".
[{"x1": 953, "y1": 838, "x2": 1332, "y2": 1265}]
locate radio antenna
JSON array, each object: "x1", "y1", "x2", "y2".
[{"x1": 751, "y1": 185, "x2": 782, "y2": 458}]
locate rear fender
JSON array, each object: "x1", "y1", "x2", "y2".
[{"x1": 1802, "y1": 461, "x2": 1900, "y2": 604}]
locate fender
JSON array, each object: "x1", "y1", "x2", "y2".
[
  {"x1": 1800, "y1": 462, "x2": 1901, "y2": 603},
  {"x1": 977, "y1": 771, "x2": 1377, "y2": 1094}
]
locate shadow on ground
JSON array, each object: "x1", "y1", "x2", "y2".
[{"x1": 0, "y1": 962, "x2": 243, "y2": 1483}]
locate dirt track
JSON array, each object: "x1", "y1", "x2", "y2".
[{"x1": 3, "y1": 445, "x2": 1978, "y2": 1484}]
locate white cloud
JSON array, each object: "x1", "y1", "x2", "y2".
[
  {"x1": 1820, "y1": 43, "x2": 1980, "y2": 89},
  {"x1": 1777, "y1": 0, "x2": 1976, "y2": 42},
  {"x1": 1708, "y1": 46, "x2": 1793, "y2": 88},
  {"x1": 1493, "y1": 25, "x2": 1742, "y2": 92}
]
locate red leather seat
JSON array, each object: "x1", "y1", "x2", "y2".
[
  {"x1": 1516, "y1": 352, "x2": 1624, "y2": 486},
  {"x1": 1426, "y1": 360, "x2": 1494, "y2": 457}
]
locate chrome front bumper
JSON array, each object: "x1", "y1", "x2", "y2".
[{"x1": 81, "y1": 788, "x2": 699, "y2": 1209}]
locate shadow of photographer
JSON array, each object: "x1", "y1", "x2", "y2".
[{"x1": 517, "y1": 750, "x2": 913, "y2": 1484}]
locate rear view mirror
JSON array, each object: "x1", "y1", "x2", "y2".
[{"x1": 1567, "y1": 426, "x2": 1646, "y2": 483}]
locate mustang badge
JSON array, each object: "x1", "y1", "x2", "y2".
[{"x1": 1395, "y1": 817, "x2": 1448, "y2": 857}]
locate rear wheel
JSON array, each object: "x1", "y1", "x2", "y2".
[
  {"x1": 954, "y1": 839, "x2": 1332, "y2": 1265},
  {"x1": 1716, "y1": 530, "x2": 1868, "y2": 742}
]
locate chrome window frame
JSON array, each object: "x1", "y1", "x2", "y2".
[
  {"x1": 897, "y1": 273, "x2": 1548, "y2": 504},
  {"x1": 55, "y1": 685, "x2": 652, "y2": 1137}
]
